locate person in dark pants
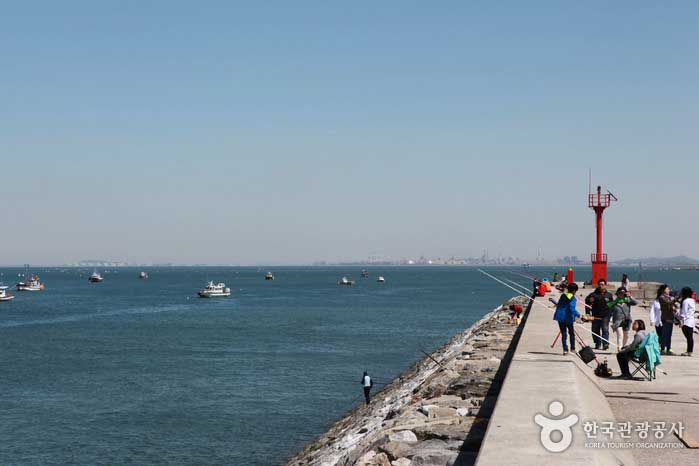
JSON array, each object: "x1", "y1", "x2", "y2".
[
  {"x1": 361, "y1": 371, "x2": 373, "y2": 405},
  {"x1": 616, "y1": 320, "x2": 647, "y2": 379},
  {"x1": 657, "y1": 284, "x2": 677, "y2": 355},
  {"x1": 552, "y1": 282, "x2": 581, "y2": 355},
  {"x1": 585, "y1": 279, "x2": 613, "y2": 350},
  {"x1": 679, "y1": 287, "x2": 695, "y2": 357}
]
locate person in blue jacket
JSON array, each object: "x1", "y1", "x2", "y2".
[{"x1": 553, "y1": 282, "x2": 581, "y2": 355}]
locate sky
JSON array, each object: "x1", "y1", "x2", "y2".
[{"x1": 2, "y1": 1, "x2": 699, "y2": 265}]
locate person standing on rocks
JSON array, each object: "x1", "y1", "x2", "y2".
[
  {"x1": 361, "y1": 371, "x2": 373, "y2": 405},
  {"x1": 585, "y1": 279, "x2": 613, "y2": 350}
]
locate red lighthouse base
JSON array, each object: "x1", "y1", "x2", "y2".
[{"x1": 591, "y1": 260, "x2": 608, "y2": 285}]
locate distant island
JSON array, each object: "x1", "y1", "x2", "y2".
[{"x1": 611, "y1": 255, "x2": 699, "y2": 267}]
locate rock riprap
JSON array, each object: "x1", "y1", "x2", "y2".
[{"x1": 285, "y1": 297, "x2": 528, "y2": 466}]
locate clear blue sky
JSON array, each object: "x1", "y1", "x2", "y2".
[{"x1": 2, "y1": 1, "x2": 698, "y2": 265}]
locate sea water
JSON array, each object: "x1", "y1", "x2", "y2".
[{"x1": 0, "y1": 266, "x2": 692, "y2": 465}]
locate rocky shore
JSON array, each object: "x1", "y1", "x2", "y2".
[{"x1": 285, "y1": 296, "x2": 530, "y2": 466}]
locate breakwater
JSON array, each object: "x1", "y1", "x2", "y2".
[{"x1": 285, "y1": 295, "x2": 531, "y2": 466}]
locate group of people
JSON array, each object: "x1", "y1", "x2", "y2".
[
  {"x1": 649, "y1": 284, "x2": 695, "y2": 356},
  {"x1": 584, "y1": 278, "x2": 638, "y2": 350},
  {"x1": 552, "y1": 275, "x2": 696, "y2": 379},
  {"x1": 577, "y1": 277, "x2": 694, "y2": 357}
]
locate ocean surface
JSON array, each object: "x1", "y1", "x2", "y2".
[{"x1": 0, "y1": 266, "x2": 694, "y2": 465}]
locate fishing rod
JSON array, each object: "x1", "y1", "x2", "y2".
[
  {"x1": 509, "y1": 270, "x2": 538, "y2": 280},
  {"x1": 505, "y1": 278, "x2": 533, "y2": 293},
  {"x1": 478, "y1": 269, "x2": 539, "y2": 301},
  {"x1": 478, "y1": 269, "x2": 615, "y2": 348}
]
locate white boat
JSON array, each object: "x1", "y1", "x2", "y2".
[
  {"x1": 198, "y1": 281, "x2": 231, "y2": 298},
  {"x1": 265, "y1": 272, "x2": 274, "y2": 281},
  {"x1": 0, "y1": 286, "x2": 15, "y2": 301},
  {"x1": 16, "y1": 275, "x2": 45, "y2": 291},
  {"x1": 88, "y1": 271, "x2": 104, "y2": 283},
  {"x1": 377, "y1": 276, "x2": 385, "y2": 283},
  {"x1": 139, "y1": 271, "x2": 149, "y2": 279},
  {"x1": 338, "y1": 277, "x2": 355, "y2": 286}
]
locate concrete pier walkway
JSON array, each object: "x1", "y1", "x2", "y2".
[{"x1": 475, "y1": 283, "x2": 697, "y2": 466}]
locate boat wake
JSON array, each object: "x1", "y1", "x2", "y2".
[{"x1": 0, "y1": 304, "x2": 191, "y2": 328}]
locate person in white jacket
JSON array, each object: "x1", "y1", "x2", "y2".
[
  {"x1": 649, "y1": 295, "x2": 663, "y2": 335},
  {"x1": 679, "y1": 287, "x2": 696, "y2": 356}
]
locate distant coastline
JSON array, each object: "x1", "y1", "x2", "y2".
[{"x1": 1, "y1": 256, "x2": 698, "y2": 268}]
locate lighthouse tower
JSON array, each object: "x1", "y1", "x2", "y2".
[{"x1": 589, "y1": 185, "x2": 617, "y2": 284}]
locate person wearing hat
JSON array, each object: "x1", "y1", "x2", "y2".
[{"x1": 609, "y1": 287, "x2": 638, "y2": 349}]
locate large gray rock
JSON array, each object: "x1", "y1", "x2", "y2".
[
  {"x1": 380, "y1": 441, "x2": 415, "y2": 460},
  {"x1": 413, "y1": 423, "x2": 468, "y2": 442},
  {"x1": 410, "y1": 446, "x2": 459, "y2": 466},
  {"x1": 388, "y1": 430, "x2": 418, "y2": 443},
  {"x1": 417, "y1": 405, "x2": 438, "y2": 416},
  {"x1": 374, "y1": 453, "x2": 392, "y2": 466},
  {"x1": 355, "y1": 450, "x2": 377, "y2": 466},
  {"x1": 355, "y1": 450, "x2": 392, "y2": 466},
  {"x1": 425, "y1": 407, "x2": 457, "y2": 419}
]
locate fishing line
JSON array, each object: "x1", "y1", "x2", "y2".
[{"x1": 478, "y1": 269, "x2": 615, "y2": 348}]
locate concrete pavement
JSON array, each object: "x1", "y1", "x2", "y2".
[{"x1": 475, "y1": 282, "x2": 697, "y2": 466}]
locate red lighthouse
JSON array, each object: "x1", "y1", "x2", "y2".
[{"x1": 589, "y1": 185, "x2": 617, "y2": 284}]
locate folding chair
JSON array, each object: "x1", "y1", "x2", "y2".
[
  {"x1": 630, "y1": 353, "x2": 654, "y2": 380},
  {"x1": 629, "y1": 333, "x2": 661, "y2": 381}
]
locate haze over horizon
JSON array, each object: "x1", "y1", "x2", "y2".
[{"x1": 3, "y1": 2, "x2": 699, "y2": 266}]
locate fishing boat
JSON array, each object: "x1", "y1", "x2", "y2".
[
  {"x1": 139, "y1": 271, "x2": 149, "y2": 279},
  {"x1": 197, "y1": 281, "x2": 231, "y2": 298},
  {"x1": 0, "y1": 286, "x2": 15, "y2": 301},
  {"x1": 88, "y1": 271, "x2": 104, "y2": 283},
  {"x1": 361, "y1": 269, "x2": 369, "y2": 278},
  {"x1": 16, "y1": 275, "x2": 45, "y2": 291},
  {"x1": 265, "y1": 272, "x2": 274, "y2": 281},
  {"x1": 338, "y1": 277, "x2": 355, "y2": 286},
  {"x1": 377, "y1": 276, "x2": 385, "y2": 283}
]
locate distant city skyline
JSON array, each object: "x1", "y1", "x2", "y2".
[{"x1": 3, "y1": 2, "x2": 699, "y2": 265}]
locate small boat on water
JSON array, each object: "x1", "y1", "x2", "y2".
[
  {"x1": 377, "y1": 276, "x2": 385, "y2": 283},
  {"x1": 338, "y1": 277, "x2": 355, "y2": 286},
  {"x1": 198, "y1": 281, "x2": 231, "y2": 298},
  {"x1": 361, "y1": 270, "x2": 369, "y2": 278},
  {"x1": 0, "y1": 286, "x2": 15, "y2": 301},
  {"x1": 16, "y1": 275, "x2": 45, "y2": 291},
  {"x1": 88, "y1": 271, "x2": 104, "y2": 283},
  {"x1": 139, "y1": 271, "x2": 149, "y2": 279},
  {"x1": 265, "y1": 272, "x2": 274, "y2": 281}
]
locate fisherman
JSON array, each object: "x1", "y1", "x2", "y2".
[
  {"x1": 615, "y1": 320, "x2": 648, "y2": 379},
  {"x1": 533, "y1": 278, "x2": 541, "y2": 296},
  {"x1": 509, "y1": 303, "x2": 524, "y2": 325},
  {"x1": 361, "y1": 371, "x2": 373, "y2": 405},
  {"x1": 552, "y1": 282, "x2": 581, "y2": 355},
  {"x1": 657, "y1": 284, "x2": 676, "y2": 355},
  {"x1": 609, "y1": 287, "x2": 638, "y2": 349},
  {"x1": 553, "y1": 272, "x2": 559, "y2": 282},
  {"x1": 585, "y1": 279, "x2": 613, "y2": 350}
]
